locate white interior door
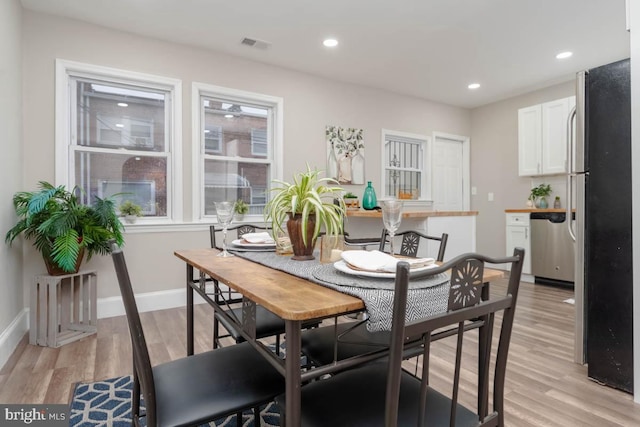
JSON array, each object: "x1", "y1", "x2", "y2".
[{"x1": 432, "y1": 134, "x2": 469, "y2": 211}]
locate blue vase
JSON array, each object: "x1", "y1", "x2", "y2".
[
  {"x1": 537, "y1": 197, "x2": 548, "y2": 209},
  {"x1": 362, "y1": 181, "x2": 377, "y2": 210}
]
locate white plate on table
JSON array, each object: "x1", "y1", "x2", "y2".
[
  {"x1": 231, "y1": 239, "x2": 276, "y2": 249},
  {"x1": 333, "y1": 260, "x2": 438, "y2": 279}
]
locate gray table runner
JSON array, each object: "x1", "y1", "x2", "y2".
[{"x1": 229, "y1": 249, "x2": 450, "y2": 332}]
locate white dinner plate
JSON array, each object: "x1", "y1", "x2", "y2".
[
  {"x1": 231, "y1": 239, "x2": 276, "y2": 248},
  {"x1": 333, "y1": 260, "x2": 439, "y2": 278}
]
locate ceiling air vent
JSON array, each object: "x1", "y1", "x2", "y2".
[{"x1": 240, "y1": 37, "x2": 271, "y2": 50}]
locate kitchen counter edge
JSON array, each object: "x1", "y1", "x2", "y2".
[
  {"x1": 505, "y1": 208, "x2": 573, "y2": 213},
  {"x1": 347, "y1": 210, "x2": 478, "y2": 218}
]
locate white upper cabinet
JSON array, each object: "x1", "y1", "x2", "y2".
[
  {"x1": 518, "y1": 105, "x2": 542, "y2": 176},
  {"x1": 518, "y1": 96, "x2": 576, "y2": 176}
]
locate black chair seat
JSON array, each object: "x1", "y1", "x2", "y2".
[
  {"x1": 275, "y1": 363, "x2": 479, "y2": 427},
  {"x1": 301, "y1": 321, "x2": 390, "y2": 366},
  {"x1": 217, "y1": 306, "x2": 320, "y2": 341},
  {"x1": 302, "y1": 321, "x2": 428, "y2": 367},
  {"x1": 155, "y1": 343, "x2": 284, "y2": 426}
]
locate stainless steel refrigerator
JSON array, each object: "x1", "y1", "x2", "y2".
[{"x1": 567, "y1": 58, "x2": 633, "y2": 393}]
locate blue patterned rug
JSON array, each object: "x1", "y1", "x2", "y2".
[{"x1": 69, "y1": 375, "x2": 280, "y2": 427}]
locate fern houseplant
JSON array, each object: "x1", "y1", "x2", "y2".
[
  {"x1": 265, "y1": 166, "x2": 345, "y2": 260},
  {"x1": 5, "y1": 181, "x2": 125, "y2": 275}
]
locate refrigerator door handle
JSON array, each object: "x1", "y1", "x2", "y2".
[{"x1": 566, "y1": 106, "x2": 577, "y2": 241}]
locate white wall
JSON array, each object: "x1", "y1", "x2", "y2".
[
  {"x1": 0, "y1": 0, "x2": 26, "y2": 368},
  {"x1": 469, "y1": 81, "x2": 575, "y2": 258},
  {"x1": 19, "y1": 10, "x2": 471, "y2": 302}
]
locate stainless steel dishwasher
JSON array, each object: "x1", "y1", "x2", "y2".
[{"x1": 530, "y1": 212, "x2": 575, "y2": 285}]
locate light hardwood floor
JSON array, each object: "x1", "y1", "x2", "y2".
[{"x1": 1, "y1": 278, "x2": 639, "y2": 426}]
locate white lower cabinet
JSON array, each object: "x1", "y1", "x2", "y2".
[{"x1": 506, "y1": 213, "x2": 531, "y2": 274}]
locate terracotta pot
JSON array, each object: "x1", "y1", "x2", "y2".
[
  {"x1": 43, "y1": 247, "x2": 85, "y2": 276},
  {"x1": 286, "y1": 213, "x2": 317, "y2": 261}
]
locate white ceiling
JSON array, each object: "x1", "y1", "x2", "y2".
[{"x1": 20, "y1": 0, "x2": 630, "y2": 109}]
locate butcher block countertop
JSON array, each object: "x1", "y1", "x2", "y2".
[
  {"x1": 347, "y1": 210, "x2": 478, "y2": 218},
  {"x1": 505, "y1": 208, "x2": 572, "y2": 213}
]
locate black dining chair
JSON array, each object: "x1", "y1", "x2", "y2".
[
  {"x1": 380, "y1": 229, "x2": 448, "y2": 260},
  {"x1": 277, "y1": 248, "x2": 525, "y2": 427},
  {"x1": 110, "y1": 242, "x2": 285, "y2": 427},
  {"x1": 300, "y1": 231, "x2": 448, "y2": 368},
  {"x1": 210, "y1": 224, "x2": 320, "y2": 353}
]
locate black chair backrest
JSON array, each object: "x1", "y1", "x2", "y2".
[
  {"x1": 379, "y1": 229, "x2": 448, "y2": 261},
  {"x1": 210, "y1": 224, "x2": 272, "y2": 249},
  {"x1": 385, "y1": 247, "x2": 525, "y2": 427},
  {"x1": 110, "y1": 242, "x2": 159, "y2": 426}
]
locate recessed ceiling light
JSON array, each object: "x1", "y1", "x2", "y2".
[
  {"x1": 556, "y1": 51, "x2": 573, "y2": 59},
  {"x1": 468, "y1": 83, "x2": 481, "y2": 90},
  {"x1": 117, "y1": 102, "x2": 128, "y2": 107},
  {"x1": 323, "y1": 39, "x2": 339, "y2": 48}
]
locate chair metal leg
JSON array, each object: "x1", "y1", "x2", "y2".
[
  {"x1": 132, "y1": 368, "x2": 141, "y2": 420},
  {"x1": 253, "y1": 406, "x2": 261, "y2": 425},
  {"x1": 275, "y1": 333, "x2": 281, "y2": 356},
  {"x1": 213, "y1": 317, "x2": 220, "y2": 349},
  {"x1": 236, "y1": 411, "x2": 242, "y2": 425}
]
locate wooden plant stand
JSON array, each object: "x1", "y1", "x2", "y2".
[{"x1": 30, "y1": 270, "x2": 97, "y2": 347}]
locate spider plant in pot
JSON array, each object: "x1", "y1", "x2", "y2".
[
  {"x1": 5, "y1": 181, "x2": 125, "y2": 275},
  {"x1": 264, "y1": 166, "x2": 345, "y2": 260}
]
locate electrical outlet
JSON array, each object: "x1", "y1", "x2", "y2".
[
  {"x1": 471, "y1": 186, "x2": 477, "y2": 195},
  {"x1": 488, "y1": 192, "x2": 494, "y2": 201}
]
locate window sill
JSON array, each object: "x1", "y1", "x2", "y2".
[{"x1": 122, "y1": 215, "x2": 269, "y2": 233}]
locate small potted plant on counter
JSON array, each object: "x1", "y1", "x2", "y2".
[
  {"x1": 529, "y1": 183, "x2": 552, "y2": 209},
  {"x1": 343, "y1": 192, "x2": 360, "y2": 210},
  {"x1": 119, "y1": 200, "x2": 143, "y2": 224},
  {"x1": 234, "y1": 199, "x2": 249, "y2": 221}
]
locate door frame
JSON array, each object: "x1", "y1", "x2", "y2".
[{"x1": 432, "y1": 132, "x2": 471, "y2": 211}]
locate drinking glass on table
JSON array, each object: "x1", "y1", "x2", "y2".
[
  {"x1": 214, "y1": 201, "x2": 234, "y2": 257},
  {"x1": 381, "y1": 199, "x2": 403, "y2": 256}
]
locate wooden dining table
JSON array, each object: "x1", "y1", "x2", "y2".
[{"x1": 174, "y1": 248, "x2": 504, "y2": 426}]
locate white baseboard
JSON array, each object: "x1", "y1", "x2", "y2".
[
  {"x1": 96, "y1": 284, "x2": 214, "y2": 319},
  {"x1": 0, "y1": 308, "x2": 29, "y2": 370},
  {"x1": 521, "y1": 273, "x2": 535, "y2": 283}
]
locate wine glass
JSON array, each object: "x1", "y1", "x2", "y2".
[
  {"x1": 381, "y1": 199, "x2": 403, "y2": 256},
  {"x1": 214, "y1": 201, "x2": 234, "y2": 257}
]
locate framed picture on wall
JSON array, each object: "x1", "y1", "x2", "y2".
[{"x1": 326, "y1": 126, "x2": 365, "y2": 185}]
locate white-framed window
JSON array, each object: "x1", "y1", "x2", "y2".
[
  {"x1": 55, "y1": 59, "x2": 183, "y2": 223},
  {"x1": 380, "y1": 129, "x2": 430, "y2": 201},
  {"x1": 192, "y1": 82, "x2": 283, "y2": 220}
]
